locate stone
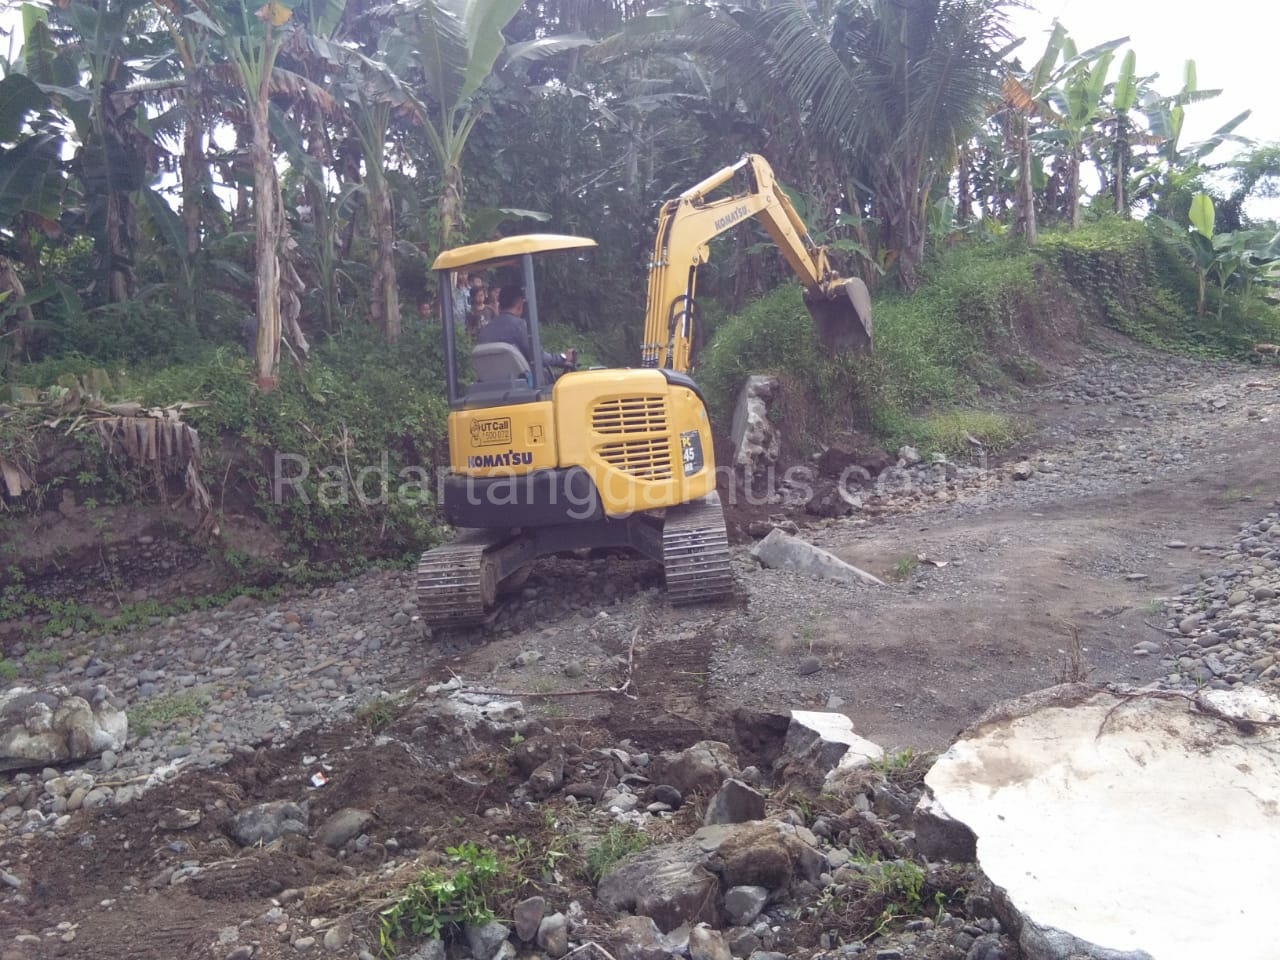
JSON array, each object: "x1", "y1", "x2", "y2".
[
  {"x1": 664, "y1": 741, "x2": 740, "y2": 796},
  {"x1": 730, "y1": 376, "x2": 782, "y2": 481},
  {"x1": 924, "y1": 683, "x2": 1280, "y2": 960},
  {"x1": 750, "y1": 529, "x2": 887, "y2": 587},
  {"x1": 897, "y1": 445, "x2": 922, "y2": 466},
  {"x1": 229, "y1": 800, "x2": 309, "y2": 847},
  {"x1": 690, "y1": 925, "x2": 732, "y2": 960},
  {"x1": 514, "y1": 895, "x2": 546, "y2": 941},
  {"x1": 777, "y1": 711, "x2": 884, "y2": 787},
  {"x1": 597, "y1": 838, "x2": 721, "y2": 931},
  {"x1": 323, "y1": 920, "x2": 352, "y2": 952},
  {"x1": 465, "y1": 920, "x2": 509, "y2": 960},
  {"x1": 0, "y1": 685, "x2": 128, "y2": 771},
  {"x1": 612, "y1": 916, "x2": 669, "y2": 960},
  {"x1": 512, "y1": 735, "x2": 568, "y2": 778},
  {"x1": 315, "y1": 808, "x2": 373, "y2": 849},
  {"x1": 704, "y1": 779, "x2": 766, "y2": 826},
  {"x1": 965, "y1": 934, "x2": 1007, "y2": 960},
  {"x1": 912, "y1": 792, "x2": 977, "y2": 862},
  {"x1": 537, "y1": 913, "x2": 569, "y2": 958},
  {"x1": 797, "y1": 656, "x2": 822, "y2": 676},
  {"x1": 651, "y1": 784, "x2": 683, "y2": 809},
  {"x1": 723, "y1": 885, "x2": 769, "y2": 926},
  {"x1": 528, "y1": 754, "x2": 566, "y2": 796},
  {"x1": 406, "y1": 939, "x2": 445, "y2": 960},
  {"x1": 710, "y1": 821, "x2": 826, "y2": 889}
]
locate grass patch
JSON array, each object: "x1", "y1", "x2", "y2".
[
  {"x1": 584, "y1": 823, "x2": 650, "y2": 884},
  {"x1": 356, "y1": 694, "x2": 406, "y2": 733},
  {"x1": 22, "y1": 648, "x2": 65, "y2": 670},
  {"x1": 888, "y1": 556, "x2": 918, "y2": 581},
  {"x1": 0, "y1": 659, "x2": 18, "y2": 681},
  {"x1": 127, "y1": 691, "x2": 208, "y2": 738},
  {"x1": 875, "y1": 409, "x2": 1025, "y2": 460}
]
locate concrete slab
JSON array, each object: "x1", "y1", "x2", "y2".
[{"x1": 921, "y1": 684, "x2": 1280, "y2": 960}]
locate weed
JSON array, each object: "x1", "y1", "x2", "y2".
[
  {"x1": 378, "y1": 842, "x2": 501, "y2": 957},
  {"x1": 584, "y1": 824, "x2": 650, "y2": 884},
  {"x1": 1144, "y1": 598, "x2": 1164, "y2": 615},
  {"x1": 0, "y1": 659, "x2": 18, "y2": 681},
  {"x1": 127, "y1": 692, "x2": 207, "y2": 738},
  {"x1": 22, "y1": 648, "x2": 65, "y2": 670},
  {"x1": 889, "y1": 556, "x2": 918, "y2": 581},
  {"x1": 1223, "y1": 486, "x2": 1264, "y2": 503},
  {"x1": 872, "y1": 747, "x2": 918, "y2": 776},
  {"x1": 356, "y1": 694, "x2": 405, "y2": 733},
  {"x1": 1054, "y1": 622, "x2": 1092, "y2": 684}
]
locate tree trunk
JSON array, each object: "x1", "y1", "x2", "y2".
[
  {"x1": 181, "y1": 99, "x2": 208, "y2": 257},
  {"x1": 1016, "y1": 116, "x2": 1037, "y2": 245},
  {"x1": 367, "y1": 169, "x2": 401, "y2": 343},
  {"x1": 251, "y1": 107, "x2": 282, "y2": 392},
  {"x1": 305, "y1": 103, "x2": 337, "y2": 331},
  {"x1": 439, "y1": 161, "x2": 463, "y2": 249},
  {"x1": 0, "y1": 256, "x2": 34, "y2": 354},
  {"x1": 956, "y1": 145, "x2": 972, "y2": 224},
  {"x1": 1114, "y1": 114, "x2": 1128, "y2": 217},
  {"x1": 1068, "y1": 143, "x2": 1082, "y2": 230},
  {"x1": 105, "y1": 189, "x2": 137, "y2": 303}
]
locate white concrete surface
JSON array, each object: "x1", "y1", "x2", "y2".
[{"x1": 925, "y1": 687, "x2": 1280, "y2": 960}]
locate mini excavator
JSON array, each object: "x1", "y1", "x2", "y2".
[{"x1": 415, "y1": 154, "x2": 873, "y2": 627}]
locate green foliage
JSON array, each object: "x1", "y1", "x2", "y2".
[
  {"x1": 1038, "y1": 217, "x2": 1280, "y2": 353},
  {"x1": 874, "y1": 409, "x2": 1024, "y2": 459},
  {"x1": 135, "y1": 325, "x2": 451, "y2": 566},
  {"x1": 584, "y1": 823, "x2": 650, "y2": 884},
  {"x1": 378, "y1": 843, "x2": 503, "y2": 957},
  {"x1": 0, "y1": 659, "x2": 18, "y2": 681},
  {"x1": 127, "y1": 691, "x2": 208, "y2": 738},
  {"x1": 698, "y1": 242, "x2": 1044, "y2": 453}
]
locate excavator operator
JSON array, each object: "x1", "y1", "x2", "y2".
[{"x1": 477, "y1": 284, "x2": 577, "y2": 377}]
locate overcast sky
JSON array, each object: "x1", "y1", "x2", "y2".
[{"x1": 1004, "y1": 0, "x2": 1276, "y2": 154}]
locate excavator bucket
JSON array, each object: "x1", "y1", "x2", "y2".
[{"x1": 805, "y1": 277, "x2": 873, "y2": 354}]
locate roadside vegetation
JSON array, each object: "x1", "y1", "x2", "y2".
[{"x1": 0, "y1": 0, "x2": 1277, "y2": 593}]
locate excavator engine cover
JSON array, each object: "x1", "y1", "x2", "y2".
[{"x1": 805, "y1": 277, "x2": 873, "y2": 354}]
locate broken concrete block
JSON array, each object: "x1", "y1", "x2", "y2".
[
  {"x1": 923, "y1": 683, "x2": 1280, "y2": 960},
  {"x1": 777, "y1": 710, "x2": 884, "y2": 788},
  {"x1": 750, "y1": 529, "x2": 886, "y2": 587},
  {"x1": 729, "y1": 376, "x2": 781, "y2": 480}
]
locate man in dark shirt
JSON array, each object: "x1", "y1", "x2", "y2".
[{"x1": 476, "y1": 285, "x2": 575, "y2": 374}]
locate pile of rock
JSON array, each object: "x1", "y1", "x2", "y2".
[{"x1": 1150, "y1": 508, "x2": 1280, "y2": 690}]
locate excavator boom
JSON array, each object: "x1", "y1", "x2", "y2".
[{"x1": 641, "y1": 154, "x2": 872, "y2": 372}]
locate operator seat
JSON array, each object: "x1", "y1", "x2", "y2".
[{"x1": 471, "y1": 341, "x2": 531, "y2": 381}]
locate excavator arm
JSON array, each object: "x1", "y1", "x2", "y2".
[{"x1": 641, "y1": 154, "x2": 873, "y2": 372}]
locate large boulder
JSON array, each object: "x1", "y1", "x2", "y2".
[
  {"x1": 662, "y1": 741, "x2": 740, "y2": 796},
  {"x1": 729, "y1": 376, "x2": 782, "y2": 487},
  {"x1": 0, "y1": 685, "x2": 127, "y2": 771},
  {"x1": 597, "y1": 820, "x2": 827, "y2": 933},
  {"x1": 921, "y1": 683, "x2": 1280, "y2": 960},
  {"x1": 750, "y1": 530, "x2": 886, "y2": 587}
]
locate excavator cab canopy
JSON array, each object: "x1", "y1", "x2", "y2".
[{"x1": 434, "y1": 234, "x2": 598, "y2": 407}]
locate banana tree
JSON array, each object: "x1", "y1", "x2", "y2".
[
  {"x1": 186, "y1": 0, "x2": 296, "y2": 390},
  {"x1": 306, "y1": 31, "x2": 426, "y2": 342},
  {"x1": 402, "y1": 0, "x2": 523, "y2": 248}
]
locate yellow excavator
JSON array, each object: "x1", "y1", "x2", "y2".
[{"x1": 415, "y1": 154, "x2": 872, "y2": 627}]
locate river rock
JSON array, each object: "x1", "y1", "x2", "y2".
[{"x1": 0, "y1": 685, "x2": 128, "y2": 771}]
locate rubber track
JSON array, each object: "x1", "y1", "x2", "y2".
[
  {"x1": 662, "y1": 497, "x2": 735, "y2": 605},
  {"x1": 415, "y1": 531, "x2": 497, "y2": 627}
]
